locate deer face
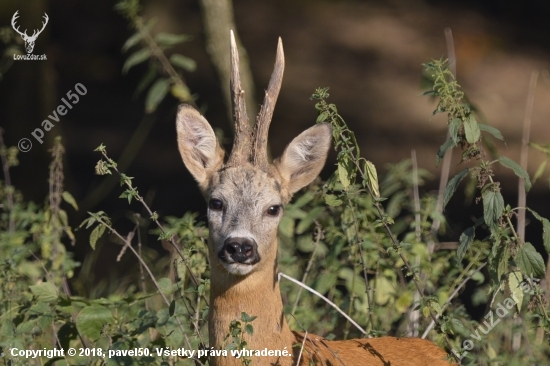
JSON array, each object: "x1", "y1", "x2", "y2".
[
  {"x1": 176, "y1": 34, "x2": 331, "y2": 277},
  {"x1": 176, "y1": 105, "x2": 331, "y2": 277}
]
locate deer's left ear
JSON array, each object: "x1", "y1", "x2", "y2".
[{"x1": 275, "y1": 123, "x2": 332, "y2": 195}]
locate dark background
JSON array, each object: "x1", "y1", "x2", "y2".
[{"x1": 1, "y1": 0, "x2": 549, "y2": 285}]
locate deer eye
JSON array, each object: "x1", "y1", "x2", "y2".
[
  {"x1": 209, "y1": 198, "x2": 223, "y2": 211},
  {"x1": 266, "y1": 205, "x2": 281, "y2": 216}
]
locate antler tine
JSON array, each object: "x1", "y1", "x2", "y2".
[
  {"x1": 226, "y1": 30, "x2": 252, "y2": 167},
  {"x1": 11, "y1": 11, "x2": 26, "y2": 37},
  {"x1": 253, "y1": 38, "x2": 285, "y2": 171}
]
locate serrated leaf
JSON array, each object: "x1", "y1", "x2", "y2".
[
  {"x1": 324, "y1": 194, "x2": 343, "y2": 207},
  {"x1": 76, "y1": 305, "x2": 114, "y2": 340},
  {"x1": 122, "y1": 48, "x2": 151, "y2": 74},
  {"x1": 526, "y1": 209, "x2": 550, "y2": 254},
  {"x1": 507, "y1": 271, "x2": 523, "y2": 312},
  {"x1": 436, "y1": 138, "x2": 455, "y2": 166},
  {"x1": 457, "y1": 226, "x2": 475, "y2": 262},
  {"x1": 449, "y1": 118, "x2": 462, "y2": 144},
  {"x1": 478, "y1": 123, "x2": 504, "y2": 141},
  {"x1": 443, "y1": 168, "x2": 469, "y2": 207},
  {"x1": 89, "y1": 224, "x2": 105, "y2": 250},
  {"x1": 516, "y1": 242, "x2": 545, "y2": 278},
  {"x1": 61, "y1": 191, "x2": 78, "y2": 210},
  {"x1": 364, "y1": 160, "x2": 379, "y2": 198},
  {"x1": 244, "y1": 324, "x2": 254, "y2": 336},
  {"x1": 155, "y1": 32, "x2": 191, "y2": 46},
  {"x1": 499, "y1": 156, "x2": 531, "y2": 193},
  {"x1": 464, "y1": 114, "x2": 481, "y2": 144},
  {"x1": 482, "y1": 187, "x2": 504, "y2": 232},
  {"x1": 158, "y1": 277, "x2": 173, "y2": 295},
  {"x1": 338, "y1": 162, "x2": 350, "y2": 189},
  {"x1": 145, "y1": 78, "x2": 170, "y2": 113},
  {"x1": 29, "y1": 282, "x2": 58, "y2": 303},
  {"x1": 169, "y1": 54, "x2": 196, "y2": 72}
]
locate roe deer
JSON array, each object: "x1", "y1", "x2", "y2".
[{"x1": 176, "y1": 31, "x2": 457, "y2": 366}]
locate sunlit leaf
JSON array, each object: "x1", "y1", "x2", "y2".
[
  {"x1": 507, "y1": 271, "x2": 523, "y2": 312},
  {"x1": 29, "y1": 282, "x2": 58, "y2": 303},
  {"x1": 463, "y1": 114, "x2": 481, "y2": 144},
  {"x1": 364, "y1": 160, "x2": 379, "y2": 198},
  {"x1": 62, "y1": 191, "x2": 78, "y2": 211},
  {"x1": 76, "y1": 305, "x2": 114, "y2": 340},
  {"x1": 516, "y1": 242, "x2": 545, "y2": 278},
  {"x1": 155, "y1": 33, "x2": 191, "y2": 46}
]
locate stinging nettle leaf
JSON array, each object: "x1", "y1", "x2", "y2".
[
  {"x1": 443, "y1": 168, "x2": 469, "y2": 208},
  {"x1": 145, "y1": 78, "x2": 170, "y2": 113},
  {"x1": 526, "y1": 208, "x2": 550, "y2": 254},
  {"x1": 29, "y1": 282, "x2": 58, "y2": 303},
  {"x1": 463, "y1": 114, "x2": 481, "y2": 144},
  {"x1": 122, "y1": 48, "x2": 151, "y2": 74},
  {"x1": 516, "y1": 242, "x2": 545, "y2": 278},
  {"x1": 449, "y1": 118, "x2": 462, "y2": 145},
  {"x1": 478, "y1": 123, "x2": 504, "y2": 141},
  {"x1": 76, "y1": 305, "x2": 114, "y2": 341},
  {"x1": 364, "y1": 160, "x2": 379, "y2": 198},
  {"x1": 482, "y1": 187, "x2": 504, "y2": 233},
  {"x1": 499, "y1": 156, "x2": 532, "y2": 193},
  {"x1": 62, "y1": 191, "x2": 78, "y2": 211},
  {"x1": 457, "y1": 226, "x2": 475, "y2": 262}
]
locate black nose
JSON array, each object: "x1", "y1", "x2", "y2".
[{"x1": 222, "y1": 237, "x2": 258, "y2": 264}]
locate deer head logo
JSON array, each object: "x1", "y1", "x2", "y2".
[{"x1": 11, "y1": 11, "x2": 49, "y2": 54}]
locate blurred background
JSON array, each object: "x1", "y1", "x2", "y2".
[{"x1": 1, "y1": 0, "x2": 549, "y2": 285}]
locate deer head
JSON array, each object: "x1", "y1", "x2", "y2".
[
  {"x1": 176, "y1": 32, "x2": 331, "y2": 280},
  {"x1": 11, "y1": 11, "x2": 49, "y2": 54}
]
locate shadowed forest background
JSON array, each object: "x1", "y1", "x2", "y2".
[{"x1": 1, "y1": 0, "x2": 550, "y2": 364}]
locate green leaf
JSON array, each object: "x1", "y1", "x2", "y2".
[
  {"x1": 457, "y1": 226, "x2": 475, "y2": 262},
  {"x1": 29, "y1": 282, "x2": 58, "y2": 303},
  {"x1": 449, "y1": 118, "x2": 462, "y2": 144},
  {"x1": 364, "y1": 160, "x2": 379, "y2": 198},
  {"x1": 324, "y1": 194, "x2": 343, "y2": 207},
  {"x1": 158, "y1": 277, "x2": 173, "y2": 295},
  {"x1": 436, "y1": 138, "x2": 455, "y2": 166},
  {"x1": 89, "y1": 224, "x2": 105, "y2": 250},
  {"x1": 488, "y1": 243, "x2": 510, "y2": 283},
  {"x1": 145, "y1": 78, "x2": 170, "y2": 113},
  {"x1": 338, "y1": 162, "x2": 350, "y2": 189},
  {"x1": 533, "y1": 160, "x2": 547, "y2": 184},
  {"x1": 155, "y1": 32, "x2": 191, "y2": 46},
  {"x1": 244, "y1": 324, "x2": 254, "y2": 336},
  {"x1": 169, "y1": 300, "x2": 176, "y2": 316},
  {"x1": 169, "y1": 54, "x2": 196, "y2": 72},
  {"x1": 499, "y1": 156, "x2": 531, "y2": 193},
  {"x1": 507, "y1": 271, "x2": 523, "y2": 312},
  {"x1": 516, "y1": 242, "x2": 545, "y2": 278},
  {"x1": 443, "y1": 168, "x2": 469, "y2": 207},
  {"x1": 122, "y1": 48, "x2": 151, "y2": 74},
  {"x1": 134, "y1": 65, "x2": 157, "y2": 97},
  {"x1": 482, "y1": 187, "x2": 504, "y2": 232},
  {"x1": 478, "y1": 123, "x2": 504, "y2": 141},
  {"x1": 61, "y1": 191, "x2": 78, "y2": 210},
  {"x1": 529, "y1": 142, "x2": 550, "y2": 157},
  {"x1": 463, "y1": 114, "x2": 481, "y2": 144},
  {"x1": 122, "y1": 32, "x2": 144, "y2": 53},
  {"x1": 171, "y1": 83, "x2": 191, "y2": 102},
  {"x1": 76, "y1": 305, "x2": 114, "y2": 340},
  {"x1": 526, "y1": 208, "x2": 550, "y2": 254}
]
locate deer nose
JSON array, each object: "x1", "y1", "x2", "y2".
[{"x1": 223, "y1": 237, "x2": 258, "y2": 264}]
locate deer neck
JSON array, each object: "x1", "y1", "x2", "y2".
[{"x1": 208, "y1": 239, "x2": 295, "y2": 359}]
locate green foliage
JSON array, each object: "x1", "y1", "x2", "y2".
[
  {"x1": 115, "y1": 0, "x2": 196, "y2": 113},
  {"x1": 224, "y1": 313, "x2": 256, "y2": 365}
]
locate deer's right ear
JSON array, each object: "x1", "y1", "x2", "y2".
[{"x1": 176, "y1": 105, "x2": 225, "y2": 187}]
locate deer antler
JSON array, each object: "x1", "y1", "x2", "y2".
[
  {"x1": 252, "y1": 38, "x2": 284, "y2": 171},
  {"x1": 226, "y1": 30, "x2": 252, "y2": 167},
  {"x1": 31, "y1": 13, "x2": 49, "y2": 40},
  {"x1": 11, "y1": 11, "x2": 27, "y2": 38}
]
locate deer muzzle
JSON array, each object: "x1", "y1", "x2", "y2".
[{"x1": 219, "y1": 237, "x2": 260, "y2": 265}]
